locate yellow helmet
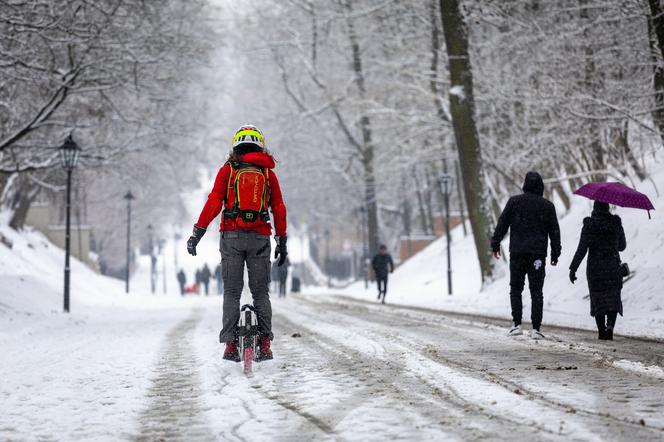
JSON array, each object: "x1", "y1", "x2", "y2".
[{"x1": 232, "y1": 124, "x2": 265, "y2": 149}]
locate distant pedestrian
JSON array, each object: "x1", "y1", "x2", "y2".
[
  {"x1": 177, "y1": 269, "x2": 186, "y2": 296},
  {"x1": 195, "y1": 269, "x2": 202, "y2": 295},
  {"x1": 215, "y1": 263, "x2": 223, "y2": 295},
  {"x1": 491, "y1": 171, "x2": 561, "y2": 339},
  {"x1": 372, "y1": 245, "x2": 394, "y2": 304},
  {"x1": 569, "y1": 202, "x2": 626, "y2": 340},
  {"x1": 271, "y1": 259, "x2": 280, "y2": 293},
  {"x1": 201, "y1": 263, "x2": 211, "y2": 296},
  {"x1": 291, "y1": 275, "x2": 301, "y2": 293},
  {"x1": 277, "y1": 257, "x2": 290, "y2": 298}
]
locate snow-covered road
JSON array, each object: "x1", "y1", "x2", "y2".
[{"x1": 3, "y1": 293, "x2": 664, "y2": 441}]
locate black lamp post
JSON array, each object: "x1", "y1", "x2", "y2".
[
  {"x1": 60, "y1": 135, "x2": 81, "y2": 313},
  {"x1": 439, "y1": 174, "x2": 454, "y2": 296},
  {"x1": 147, "y1": 224, "x2": 156, "y2": 294},
  {"x1": 158, "y1": 238, "x2": 167, "y2": 294},
  {"x1": 124, "y1": 191, "x2": 135, "y2": 293}
]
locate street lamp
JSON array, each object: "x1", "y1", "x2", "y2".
[
  {"x1": 158, "y1": 238, "x2": 167, "y2": 294},
  {"x1": 59, "y1": 134, "x2": 81, "y2": 313},
  {"x1": 439, "y1": 174, "x2": 454, "y2": 296},
  {"x1": 147, "y1": 224, "x2": 156, "y2": 294},
  {"x1": 124, "y1": 191, "x2": 135, "y2": 293}
]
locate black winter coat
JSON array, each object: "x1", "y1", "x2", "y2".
[
  {"x1": 570, "y1": 211, "x2": 626, "y2": 316},
  {"x1": 372, "y1": 253, "x2": 394, "y2": 278},
  {"x1": 491, "y1": 172, "x2": 561, "y2": 260}
]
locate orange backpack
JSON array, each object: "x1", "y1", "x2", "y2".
[{"x1": 223, "y1": 162, "x2": 271, "y2": 226}]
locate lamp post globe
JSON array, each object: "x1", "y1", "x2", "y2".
[
  {"x1": 59, "y1": 134, "x2": 81, "y2": 313},
  {"x1": 60, "y1": 134, "x2": 81, "y2": 171}
]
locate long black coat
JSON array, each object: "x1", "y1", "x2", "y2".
[
  {"x1": 491, "y1": 172, "x2": 561, "y2": 260},
  {"x1": 569, "y1": 212, "x2": 626, "y2": 316},
  {"x1": 372, "y1": 253, "x2": 394, "y2": 278}
]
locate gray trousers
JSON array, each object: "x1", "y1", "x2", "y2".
[{"x1": 218, "y1": 231, "x2": 273, "y2": 343}]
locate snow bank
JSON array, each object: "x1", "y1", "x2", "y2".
[
  {"x1": 0, "y1": 222, "x2": 222, "y2": 440},
  {"x1": 322, "y1": 167, "x2": 664, "y2": 340}
]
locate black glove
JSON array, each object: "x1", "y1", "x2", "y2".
[
  {"x1": 569, "y1": 270, "x2": 577, "y2": 284},
  {"x1": 187, "y1": 225, "x2": 206, "y2": 256},
  {"x1": 274, "y1": 236, "x2": 288, "y2": 266}
]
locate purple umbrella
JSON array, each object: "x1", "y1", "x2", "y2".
[{"x1": 574, "y1": 182, "x2": 655, "y2": 218}]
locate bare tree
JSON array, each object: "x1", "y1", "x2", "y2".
[{"x1": 439, "y1": 0, "x2": 494, "y2": 282}]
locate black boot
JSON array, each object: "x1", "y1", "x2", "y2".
[
  {"x1": 595, "y1": 315, "x2": 607, "y2": 340},
  {"x1": 606, "y1": 312, "x2": 617, "y2": 340},
  {"x1": 605, "y1": 327, "x2": 614, "y2": 341}
]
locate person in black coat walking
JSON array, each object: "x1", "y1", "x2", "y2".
[
  {"x1": 569, "y1": 201, "x2": 626, "y2": 340},
  {"x1": 215, "y1": 263, "x2": 223, "y2": 295},
  {"x1": 177, "y1": 269, "x2": 186, "y2": 296},
  {"x1": 372, "y1": 245, "x2": 394, "y2": 304},
  {"x1": 201, "y1": 264, "x2": 212, "y2": 296},
  {"x1": 277, "y1": 257, "x2": 290, "y2": 298},
  {"x1": 491, "y1": 171, "x2": 561, "y2": 339}
]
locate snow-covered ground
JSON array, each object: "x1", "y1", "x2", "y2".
[
  {"x1": 0, "y1": 225, "x2": 202, "y2": 439},
  {"x1": 3, "y1": 220, "x2": 664, "y2": 440},
  {"x1": 324, "y1": 166, "x2": 664, "y2": 340}
]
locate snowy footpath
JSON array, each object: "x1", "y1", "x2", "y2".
[{"x1": 3, "y1": 291, "x2": 664, "y2": 441}]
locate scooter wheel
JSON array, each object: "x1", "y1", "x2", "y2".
[{"x1": 243, "y1": 347, "x2": 253, "y2": 375}]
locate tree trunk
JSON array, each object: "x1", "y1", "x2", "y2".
[
  {"x1": 646, "y1": 5, "x2": 664, "y2": 148},
  {"x1": 616, "y1": 122, "x2": 647, "y2": 180},
  {"x1": 581, "y1": 0, "x2": 605, "y2": 181},
  {"x1": 9, "y1": 175, "x2": 39, "y2": 230},
  {"x1": 439, "y1": 0, "x2": 494, "y2": 283},
  {"x1": 552, "y1": 182, "x2": 571, "y2": 212},
  {"x1": 422, "y1": 166, "x2": 438, "y2": 234},
  {"x1": 413, "y1": 169, "x2": 431, "y2": 235},
  {"x1": 0, "y1": 172, "x2": 12, "y2": 205},
  {"x1": 454, "y1": 159, "x2": 468, "y2": 236},
  {"x1": 344, "y1": 1, "x2": 379, "y2": 255},
  {"x1": 429, "y1": 0, "x2": 449, "y2": 125}
]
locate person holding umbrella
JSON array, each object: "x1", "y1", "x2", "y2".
[{"x1": 569, "y1": 182, "x2": 654, "y2": 340}]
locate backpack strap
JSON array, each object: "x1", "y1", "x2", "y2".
[
  {"x1": 225, "y1": 164, "x2": 235, "y2": 203},
  {"x1": 223, "y1": 164, "x2": 240, "y2": 220}
]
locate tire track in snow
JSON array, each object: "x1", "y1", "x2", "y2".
[
  {"x1": 268, "y1": 310, "x2": 563, "y2": 441},
  {"x1": 316, "y1": 297, "x2": 664, "y2": 431},
  {"x1": 294, "y1": 295, "x2": 664, "y2": 440},
  {"x1": 133, "y1": 308, "x2": 213, "y2": 442}
]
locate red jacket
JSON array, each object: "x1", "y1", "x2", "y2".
[{"x1": 196, "y1": 152, "x2": 287, "y2": 237}]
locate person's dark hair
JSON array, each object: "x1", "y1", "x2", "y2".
[
  {"x1": 228, "y1": 143, "x2": 262, "y2": 164},
  {"x1": 227, "y1": 143, "x2": 275, "y2": 165},
  {"x1": 379, "y1": 244, "x2": 387, "y2": 250}
]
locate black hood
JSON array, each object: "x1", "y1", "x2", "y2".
[
  {"x1": 592, "y1": 201, "x2": 610, "y2": 216},
  {"x1": 522, "y1": 171, "x2": 544, "y2": 196}
]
